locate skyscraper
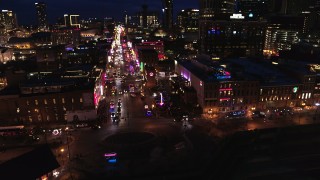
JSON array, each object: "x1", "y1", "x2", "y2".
[
  {"x1": 0, "y1": 10, "x2": 17, "y2": 30},
  {"x1": 63, "y1": 14, "x2": 80, "y2": 28},
  {"x1": 200, "y1": 0, "x2": 235, "y2": 15},
  {"x1": 35, "y1": 2, "x2": 48, "y2": 29},
  {"x1": 236, "y1": 0, "x2": 269, "y2": 19},
  {"x1": 177, "y1": 9, "x2": 199, "y2": 32},
  {"x1": 162, "y1": 0, "x2": 173, "y2": 29}
]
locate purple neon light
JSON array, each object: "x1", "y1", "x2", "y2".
[
  {"x1": 219, "y1": 88, "x2": 233, "y2": 91},
  {"x1": 220, "y1": 98, "x2": 230, "y2": 101},
  {"x1": 104, "y1": 153, "x2": 117, "y2": 157}
]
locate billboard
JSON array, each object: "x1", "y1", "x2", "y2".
[{"x1": 66, "y1": 109, "x2": 97, "y2": 122}]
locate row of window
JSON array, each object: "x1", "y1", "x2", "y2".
[
  {"x1": 260, "y1": 93, "x2": 312, "y2": 101},
  {"x1": 205, "y1": 90, "x2": 258, "y2": 98},
  {"x1": 26, "y1": 97, "x2": 83, "y2": 106},
  {"x1": 26, "y1": 114, "x2": 67, "y2": 122}
]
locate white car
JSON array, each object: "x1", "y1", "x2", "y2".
[{"x1": 111, "y1": 112, "x2": 116, "y2": 119}]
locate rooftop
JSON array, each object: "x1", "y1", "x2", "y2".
[{"x1": 226, "y1": 58, "x2": 300, "y2": 86}]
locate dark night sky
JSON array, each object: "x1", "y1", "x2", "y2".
[{"x1": 0, "y1": 0, "x2": 199, "y2": 25}]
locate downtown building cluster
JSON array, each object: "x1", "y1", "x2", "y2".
[
  {"x1": 0, "y1": 0, "x2": 320, "y2": 124},
  {"x1": 0, "y1": 2, "x2": 115, "y2": 125}
]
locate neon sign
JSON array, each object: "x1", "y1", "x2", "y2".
[
  {"x1": 159, "y1": 93, "x2": 164, "y2": 106},
  {"x1": 219, "y1": 88, "x2": 232, "y2": 91},
  {"x1": 293, "y1": 87, "x2": 298, "y2": 93},
  {"x1": 230, "y1": 14, "x2": 245, "y2": 19}
]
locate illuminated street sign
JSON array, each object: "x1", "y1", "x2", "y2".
[{"x1": 230, "y1": 14, "x2": 245, "y2": 19}]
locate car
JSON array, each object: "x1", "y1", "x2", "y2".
[
  {"x1": 130, "y1": 93, "x2": 136, "y2": 97},
  {"x1": 65, "y1": 126, "x2": 76, "y2": 132},
  {"x1": 293, "y1": 107, "x2": 303, "y2": 112},
  {"x1": 110, "y1": 100, "x2": 115, "y2": 107},
  {"x1": 146, "y1": 110, "x2": 152, "y2": 116},
  {"x1": 76, "y1": 123, "x2": 88, "y2": 128},
  {"x1": 175, "y1": 142, "x2": 186, "y2": 151},
  {"x1": 91, "y1": 124, "x2": 101, "y2": 130},
  {"x1": 111, "y1": 112, "x2": 116, "y2": 119},
  {"x1": 118, "y1": 90, "x2": 123, "y2": 95},
  {"x1": 118, "y1": 98, "x2": 121, "y2": 103},
  {"x1": 113, "y1": 116, "x2": 120, "y2": 123}
]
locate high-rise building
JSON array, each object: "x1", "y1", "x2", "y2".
[
  {"x1": 0, "y1": 10, "x2": 17, "y2": 31},
  {"x1": 199, "y1": 0, "x2": 214, "y2": 14},
  {"x1": 35, "y1": 2, "x2": 48, "y2": 29},
  {"x1": 200, "y1": 0, "x2": 258, "y2": 57},
  {"x1": 236, "y1": 0, "x2": 269, "y2": 19},
  {"x1": 199, "y1": 0, "x2": 235, "y2": 17},
  {"x1": 63, "y1": 14, "x2": 80, "y2": 28},
  {"x1": 136, "y1": 5, "x2": 160, "y2": 28},
  {"x1": 268, "y1": 0, "x2": 315, "y2": 15},
  {"x1": 162, "y1": 0, "x2": 173, "y2": 29},
  {"x1": 264, "y1": 15, "x2": 304, "y2": 56},
  {"x1": 177, "y1": 9, "x2": 199, "y2": 32}
]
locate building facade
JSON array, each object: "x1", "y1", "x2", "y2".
[
  {"x1": 35, "y1": 2, "x2": 48, "y2": 30},
  {"x1": 200, "y1": 18, "x2": 266, "y2": 57},
  {"x1": 177, "y1": 9, "x2": 199, "y2": 32},
  {"x1": 163, "y1": 0, "x2": 173, "y2": 29},
  {"x1": 0, "y1": 10, "x2": 17, "y2": 31}
]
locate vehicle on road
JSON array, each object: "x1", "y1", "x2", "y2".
[
  {"x1": 130, "y1": 93, "x2": 136, "y2": 97},
  {"x1": 117, "y1": 107, "x2": 121, "y2": 115},
  {"x1": 146, "y1": 110, "x2": 152, "y2": 116},
  {"x1": 110, "y1": 101, "x2": 115, "y2": 109},
  {"x1": 129, "y1": 84, "x2": 134, "y2": 92},
  {"x1": 76, "y1": 123, "x2": 89, "y2": 128},
  {"x1": 111, "y1": 112, "x2": 116, "y2": 120}
]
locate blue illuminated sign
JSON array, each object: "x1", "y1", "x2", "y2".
[
  {"x1": 216, "y1": 75, "x2": 231, "y2": 80},
  {"x1": 108, "y1": 159, "x2": 117, "y2": 164}
]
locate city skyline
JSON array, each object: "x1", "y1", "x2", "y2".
[{"x1": 0, "y1": 0, "x2": 199, "y2": 25}]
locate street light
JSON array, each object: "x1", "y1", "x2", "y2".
[{"x1": 60, "y1": 148, "x2": 65, "y2": 165}]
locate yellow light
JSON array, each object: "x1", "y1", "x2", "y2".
[{"x1": 60, "y1": 148, "x2": 65, "y2": 152}]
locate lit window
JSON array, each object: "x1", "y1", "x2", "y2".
[
  {"x1": 35, "y1": 100, "x2": 38, "y2": 105},
  {"x1": 62, "y1": 98, "x2": 65, "y2": 104},
  {"x1": 44, "y1": 99, "x2": 47, "y2": 105},
  {"x1": 80, "y1": 98, "x2": 83, "y2": 103},
  {"x1": 53, "y1": 99, "x2": 56, "y2": 104},
  {"x1": 72, "y1": 98, "x2": 74, "y2": 103}
]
